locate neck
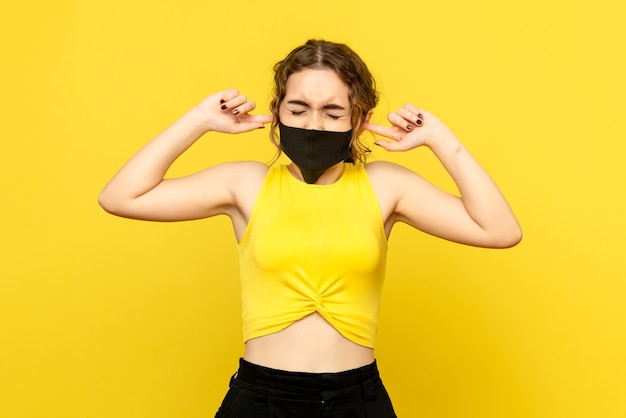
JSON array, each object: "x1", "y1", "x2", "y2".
[{"x1": 288, "y1": 162, "x2": 345, "y2": 185}]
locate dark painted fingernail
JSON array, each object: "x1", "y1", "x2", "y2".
[
  {"x1": 232, "y1": 109, "x2": 239, "y2": 115},
  {"x1": 418, "y1": 113, "x2": 424, "y2": 119},
  {"x1": 220, "y1": 99, "x2": 225, "y2": 104},
  {"x1": 407, "y1": 124, "x2": 413, "y2": 130},
  {"x1": 416, "y1": 119, "x2": 422, "y2": 125},
  {"x1": 221, "y1": 104, "x2": 227, "y2": 110}
]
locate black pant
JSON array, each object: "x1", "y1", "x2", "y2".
[{"x1": 215, "y1": 358, "x2": 397, "y2": 417}]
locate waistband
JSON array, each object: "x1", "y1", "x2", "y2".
[{"x1": 231, "y1": 358, "x2": 382, "y2": 401}]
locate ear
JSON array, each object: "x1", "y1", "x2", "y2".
[{"x1": 357, "y1": 111, "x2": 373, "y2": 135}]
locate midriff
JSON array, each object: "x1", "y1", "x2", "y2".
[{"x1": 243, "y1": 312, "x2": 375, "y2": 373}]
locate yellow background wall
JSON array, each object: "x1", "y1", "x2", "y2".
[{"x1": 1, "y1": 1, "x2": 624, "y2": 417}]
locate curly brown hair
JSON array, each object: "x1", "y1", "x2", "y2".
[{"x1": 269, "y1": 40, "x2": 379, "y2": 163}]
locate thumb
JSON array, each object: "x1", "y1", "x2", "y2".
[
  {"x1": 233, "y1": 122, "x2": 267, "y2": 133},
  {"x1": 374, "y1": 139, "x2": 403, "y2": 152}
]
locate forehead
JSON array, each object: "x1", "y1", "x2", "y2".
[{"x1": 284, "y1": 68, "x2": 350, "y2": 105}]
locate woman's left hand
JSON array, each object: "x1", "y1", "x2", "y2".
[{"x1": 363, "y1": 104, "x2": 445, "y2": 152}]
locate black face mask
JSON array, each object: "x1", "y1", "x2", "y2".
[{"x1": 279, "y1": 121, "x2": 352, "y2": 184}]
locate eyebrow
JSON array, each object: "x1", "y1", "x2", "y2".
[{"x1": 286, "y1": 100, "x2": 347, "y2": 111}]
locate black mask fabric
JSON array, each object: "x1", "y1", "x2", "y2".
[{"x1": 279, "y1": 121, "x2": 352, "y2": 184}]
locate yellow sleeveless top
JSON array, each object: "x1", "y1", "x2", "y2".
[{"x1": 238, "y1": 163, "x2": 388, "y2": 348}]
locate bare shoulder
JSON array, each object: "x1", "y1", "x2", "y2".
[
  {"x1": 364, "y1": 161, "x2": 419, "y2": 225},
  {"x1": 217, "y1": 160, "x2": 269, "y2": 176},
  {"x1": 364, "y1": 160, "x2": 423, "y2": 186},
  {"x1": 219, "y1": 161, "x2": 269, "y2": 240},
  {"x1": 364, "y1": 159, "x2": 445, "y2": 203},
  {"x1": 209, "y1": 160, "x2": 269, "y2": 188},
  {"x1": 364, "y1": 160, "x2": 438, "y2": 229},
  {"x1": 365, "y1": 160, "x2": 406, "y2": 177},
  {"x1": 212, "y1": 160, "x2": 269, "y2": 202}
]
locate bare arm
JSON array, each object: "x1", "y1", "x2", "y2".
[
  {"x1": 364, "y1": 105, "x2": 522, "y2": 248},
  {"x1": 98, "y1": 89, "x2": 273, "y2": 221}
]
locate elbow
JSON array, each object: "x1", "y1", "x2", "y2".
[
  {"x1": 98, "y1": 188, "x2": 125, "y2": 217},
  {"x1": 98, "y1": 189, "x2": 154, "y2": 220},
  {"x1": 500, "y1": 233, "x2": 523, "y2": 249},
  {"x1": 492, "y1": 223, "x2": 523, "y2": 249},
  {"x1": 507, "y1": 219, "x2": 523, "y2": 247},
  {"x1": 97, "y1": 190, "x2": 115, "y2": 214}
]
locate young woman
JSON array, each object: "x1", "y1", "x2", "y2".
[{"x1": 99, "y1": 39, "x2": 521, "y2": 417}]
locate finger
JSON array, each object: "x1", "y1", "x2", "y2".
[
  {"x1": 387, "y1": 112, "x2": 414, "y2": 132},
  {"x1": 231, "y1": 100, "x2": 256, "y2": 116},
  {"x1": 232, "y1": 114, "x2": 273, "y2": 133},
  {"x1": 220, "y1": 94, "x2": 247, "y2": 112},
  {"x1": 362, "y1": 122, "x2": 398, "y2": 139},
  {"x1": 397, "y1": 107, "x2": 423, "y2": 127},
  {"x1": 219, "y1": 88, "x2": 239, "y2": 103},
  {"x1": 374, "y1": 138, "x2": 406, "y2": 152},
  {"x1": 243, "y1": 114, "x2": 273, "y2": 125},
  {"x1": 402, "y1": 104, "x2": 425, "y2": 125},
  {"x1": 231, "y1": 122, "x2": 268, "y2": 133}
]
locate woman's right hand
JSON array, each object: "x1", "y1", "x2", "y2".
[{"x1": 196, "y1": 89, "x2": 273, "y2": 134}]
